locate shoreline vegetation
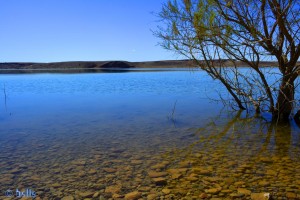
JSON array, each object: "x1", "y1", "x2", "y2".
[{"x1": 0, "y1": 60, "x2": 293, "y2": 71}]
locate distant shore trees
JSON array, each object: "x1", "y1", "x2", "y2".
[{"x1": 155, "y1": 0, "x2": 300, "y2": 123}]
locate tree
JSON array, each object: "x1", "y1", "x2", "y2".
[{"x1": 155, "y1": 0, "x2": 300, "y2": 123}]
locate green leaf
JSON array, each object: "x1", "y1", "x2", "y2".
[{"x1": 172, "y1": 21, "x2": 180, "y2": 35}]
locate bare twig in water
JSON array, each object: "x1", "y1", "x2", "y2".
[
  {"x1": 3, "y1": 83, "x2": 7, "y2": 111},
  {"x1": 171, "y1": 100, "x2": 177, "y2": 119},
  {"x1": 167, "y1": 100, "x2": 178, "y2": 125}
]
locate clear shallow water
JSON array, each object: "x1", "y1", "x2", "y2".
[
  {"x1": 0, "y1": 70, "x2": 221, "y2": 133},
  {"x1": 0, "y1": 69, "x2": 299, "y2": 199}
]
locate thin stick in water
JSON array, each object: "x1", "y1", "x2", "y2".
[{"x1": 3, "y1": 83, "x2": 7, "y2": 111}]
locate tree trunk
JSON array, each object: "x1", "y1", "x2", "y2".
[
  {"x1": 294, "y1": 110, "x2": 300, "y2": 127},
  {"x1": 273, "y1": 79, "x2": 295, "y2": 123}
]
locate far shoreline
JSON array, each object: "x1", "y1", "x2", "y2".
[{"x1": 0, "y1": 60, "x2": 296, "y2": 73}]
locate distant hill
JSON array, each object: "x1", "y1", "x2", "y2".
[
  {"x1": 0, "y1": 60, "x2": 293, "y2": 71},
  {"x1": 0, "y1": 60, "x2": 193, "y2": 70}
]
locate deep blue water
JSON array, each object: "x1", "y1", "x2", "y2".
[{"x1": 0, "y1": 69, "x2": 223, "y2": 135}]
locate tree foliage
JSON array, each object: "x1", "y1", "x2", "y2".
[{"x1": 156, "y1": 0, "x2": 300, "y2": 123}]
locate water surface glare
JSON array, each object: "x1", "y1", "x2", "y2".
[{"x1": 0, "y1": 69, "x2": 299, "y2": 199}]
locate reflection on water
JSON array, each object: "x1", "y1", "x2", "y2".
[
  {"x1": 0, "y1": 70, "x2": 299, "y2": 199},
  {"x1": 160, "y1": 112, "x2": 300, "y2": 199}
]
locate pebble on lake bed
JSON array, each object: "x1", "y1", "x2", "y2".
[
  {"x1": 124, "y1": 191, "x2": 141, "y2": 200},
  {"x1": 251, "y1": 193, "x2": 270, "y2": 200}
]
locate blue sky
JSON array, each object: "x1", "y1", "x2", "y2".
[{"x1": 0, "y1": 0, "x2": 177, "y2": 62}]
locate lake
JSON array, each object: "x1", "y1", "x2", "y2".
[{"x1": 0, "y1": 69, "x2": 300, "y2": 199}]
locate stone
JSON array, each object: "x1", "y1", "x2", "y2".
[
  {"x1": 77, "y1": 171, "x2": 86, "y2": 177},
  {"x1": 105, "y1": 185, "x2": 122, "y2": 194},
  {"x1": 88, "y1": 169, "x2": 97, "y2": 175},
  {"x1": 239, "y1": 164, "x2": 252, "y2": 169},
  {"x1": 151, "y1": 163, "x2": 166, "y2": 170},
  {"x1": 221, "y1": 189, "x2": 233, "y2": 193},
  {"x1": 78, "y1": 191, "x2": 94, "y2": 198},
  {"x1": 110, "y1": 159, "x2": 123, "y2": 163},
  {"x1": 203, "y1": 177, "x2": 222, "y2": 182},
  {"x1": 147, "y1": 194, "x2": 157, "y2": 200},
  {"x1": 162, "y1": 189, "x2": 171, "y2": 194},
  {"x1": 192, "y1": 167, "x2": 212, "y2": 175},
  {"x1": 234, "y1": 181, "x2": 245, "y2": 187},
  {"x1": 186, "y1": 176, "x2": 198, "y2": 182},
  {"x1": 179, "y1": 161, "x2": 191, "y2": 168},
  {"x1": 286, "y1": 192, "x2": 297, "y2": 199},
  {"x1": 61, "y1": 196, "x2": 74, "y2": 200},
  {"x1": 0, "y1": 174, "x2": 14, "y2": 185},
  {"x1": 152, "y1": 177, "x2": 167, "y2": 186},
  {"x1": 131, "y1": 160, "x2": 143, "y2": 165},
  {"x1": 10, "y1": 168, "x2": 22, "y2": 174},
  {"x1": 138, "y1": 186, "x2": 151, "y2": 192},
  {"x1": 258, "y1": 180, "x2": 270, "y2": 187},
  {"x1": 172, "y1": 188, "x2": 186, "y2": 195},
  {"x1": 148, "y1": 171, "x2": 168, "y2": 178},
  {"x1": 124, "y1": 191, "x2": 141, "y2": 200},
  {"x1": 103, "y1": 168, "x2": 117, "y2": 173},
  {"x1": 112, "y1": 194, "x2": 124, "y2": 198},
  {"x1": 93, "y1": 192, "x2": 99, "y2": 198},
  {"x1": 171, "y1": 173, "x2": 182, "y2": 179},
  {"x1": 186, "y1": 173, "x2": 198, "y2": 181},
  {"x1": 237, "y1": 188, "x2": 251, "y2": 195},
  {"x1": 265, "y1": 169, "x2": 277, "y2": 176},
  {"x1": 199, "y1": 193, "x2": 208, "y2": 199},
  {"x1": 230, "y1": 193, "x2": 245, "y2": 198},
  {"x1": 251, "y1": 193, "x2": 270, "y2": 200},
  {"x1": 51, "y1": 183, "x2": 61, "y2": 188},
  {"x1": 72, "y1": 160, "x2": 86, "y2": 165},
  {"x1": 259, "y1": 157, "x2": 273, "y2": 163},
  {"x1": 224, "y1": 177, "x2": 235, "y2": 184},
  {"x1": 204, "y1": 188, "x2": 221, "y2": 194},
  {"x1": 167, "y1": 168, "x2": 188, "y2": 174}
]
